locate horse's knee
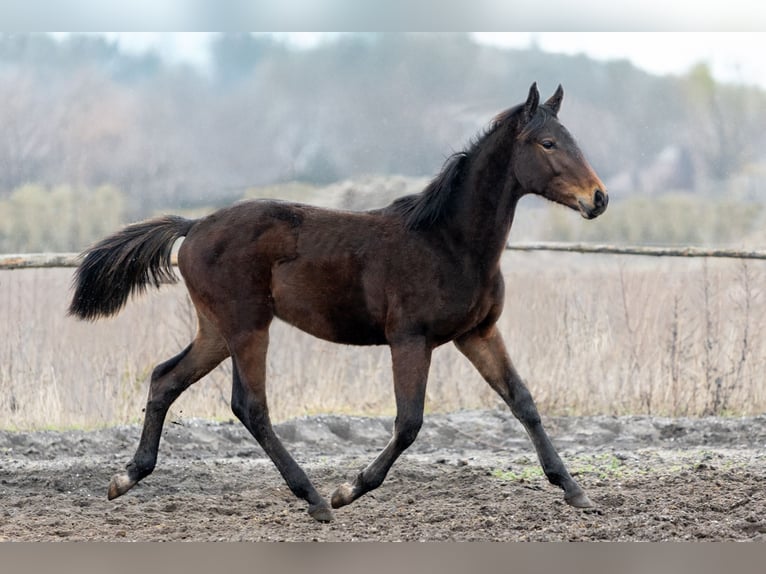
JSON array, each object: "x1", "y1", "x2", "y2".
[{"x1": 512, "y1": 400, "x2": 541, "y2": 427}]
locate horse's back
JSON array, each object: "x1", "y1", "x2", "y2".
[{"x1": 177, "y1": 199, "x2": 392, "y2": 343}]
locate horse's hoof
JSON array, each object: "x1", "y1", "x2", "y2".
[
  {"x1": 330, "y1": 483, "x2": 355, "y2": 509},
  {"x1": 107, "y1": 473, "x2": 137, "y2": 500},
  {"x1": 308, "y1": 502, "x2": 334, "y2": 523},
  {"x1": 565, "y1": 490, "x2": 593, "y2": 508}
]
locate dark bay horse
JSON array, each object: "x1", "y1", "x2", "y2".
[{"x1": 69, "y1": 83, "x2": 607, "y2": 523}]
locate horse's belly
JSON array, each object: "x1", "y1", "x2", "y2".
[
  {"x1": 271, "y1": 265, "x2": 387, "y2": 346},
  {"x1": 277, "y1": 309, "x2": 387, "y2": 346},
  {"x1": 274, "y1": 300, "x2": 387, "y2": 345}
]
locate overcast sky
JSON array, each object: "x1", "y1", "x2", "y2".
[
  {"x1": 89, "y1": 32, "x2": 766, "y2": 90},
  {"x1": 473, "y1": 33, "x2": 766, "y2": 88}
]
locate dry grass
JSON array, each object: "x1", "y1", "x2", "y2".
[{"x1": 1, "y1": 252, "x2": 765, "y2": 430}]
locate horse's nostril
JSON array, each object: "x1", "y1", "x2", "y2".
[{"x1": 594, "y1": 189, "x2": 607, "y2": 209}]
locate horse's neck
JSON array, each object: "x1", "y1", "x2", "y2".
[{"x1": 446, "y1": 137, "x2": 521, "y2": 269}]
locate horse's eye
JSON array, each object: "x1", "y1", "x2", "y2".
[{"x1": 541, "y1": 140, "x2": 556, "y2": 150}]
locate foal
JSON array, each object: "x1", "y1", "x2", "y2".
[{"x1": 70, "y1": 83, "x2": 607, "y2": 522}]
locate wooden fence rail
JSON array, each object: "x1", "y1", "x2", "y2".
[
  {"x1": 503, "y1": 242, "x2": 766, "y2": 260},
  {"x1": 0, "y1": 253, "x2": 81, "y2": 269},
  {"x1": 3, "y1": 243, "x2": 766, "y2": 270}
]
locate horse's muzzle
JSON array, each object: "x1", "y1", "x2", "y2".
[{"x1": 579, "y1": 188, "x2": 608, "y2": 219}]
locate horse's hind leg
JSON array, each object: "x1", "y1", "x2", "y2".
[
  {"x1": 229, "y1": 329, "x2": 333, "y2": 523},
  {"x1": 455, "y1": 325, "x2": 592, "y2": 508},
  {"x1": 108, "y1": 313, "x2": 229, "y2": 500}
]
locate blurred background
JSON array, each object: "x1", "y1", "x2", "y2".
[
  {"x1": 1, "y1": 32, "x2": 765, "y2": 253},
  {"x1": 3, "y1": 32, "x2": 766, "y2": 427}
]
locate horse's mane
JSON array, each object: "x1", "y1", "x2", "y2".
[
  {"x1": 384, "y1": 151, "x2": 470, "y2": 231},
  {"x1": 383, "y1": 102, "x2": 553, "y2": 231}
]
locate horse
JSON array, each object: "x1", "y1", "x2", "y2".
[{"x1": 69, "y1": 83, "x2": 607, "y2": 523}]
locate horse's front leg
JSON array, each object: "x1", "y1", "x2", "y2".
[
  {"x1": 229, "y1": 328, "x2": 333, "y2": 523},
  {"x1": 455, "y1": 325, "x2": 592, "y2": 508},
  {"x1": 331, "y1": 337, "x2": 431, "y2": 508}
]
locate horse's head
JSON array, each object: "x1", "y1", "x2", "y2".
[{"x1": 511, "y1": 83, "x2": 607, "y2": 219}]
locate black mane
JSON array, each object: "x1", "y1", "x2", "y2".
[
  {"x1": 383, "y1": 102, "x2": 550, "y2": 231},
  {"x1": 384, "y1": 151, "x2": 469, "y2": 230}
]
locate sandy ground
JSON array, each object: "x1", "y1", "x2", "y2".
[{"x1": 1, "y1": 410, "x2": 765, "y2": 541}]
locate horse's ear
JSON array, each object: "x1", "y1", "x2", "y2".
[
  {"x1": 544, "y1": 84, "x2": 564, "y2": 116},
  {"x1": 522, "y1": 82, "x2": 540, "y2": 122}
]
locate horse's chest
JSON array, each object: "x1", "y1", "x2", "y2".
[{"x1": 425, "y1": 283, "x2": 496, "y2": 342}]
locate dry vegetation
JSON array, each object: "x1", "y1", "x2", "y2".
[{"x1": 1, "y1": 252, "x2": 765, "y2": 430}]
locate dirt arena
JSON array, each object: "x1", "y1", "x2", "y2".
[{"x1": 1, "y1": 410, "x2": 765, "y2": 541}]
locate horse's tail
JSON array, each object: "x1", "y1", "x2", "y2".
[{"x1": 68, "y1": 215, "x2": 196, "y2": 321}]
